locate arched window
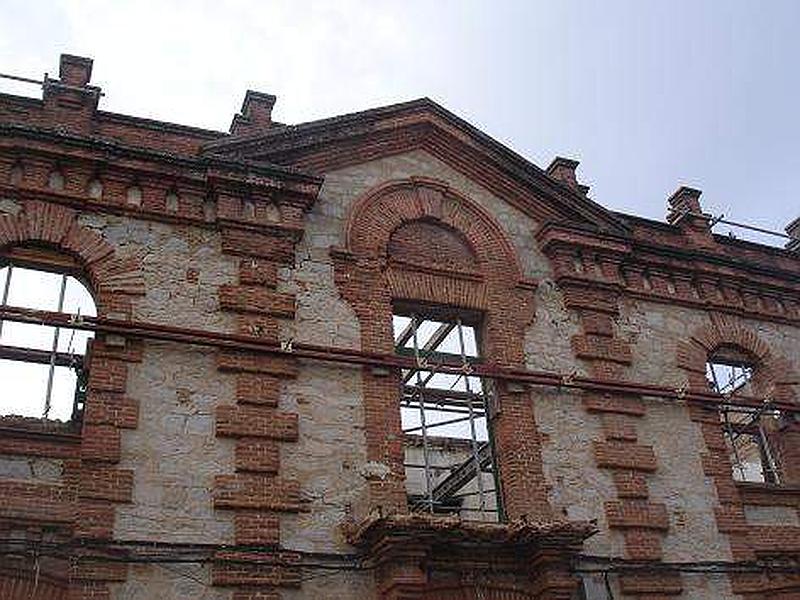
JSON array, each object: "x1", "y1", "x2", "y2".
[
  {"x1": 0, "y1": 247, "x2": 96, "y2": 422},
  {"x1": 706, "y1": 346, "x2": 782, "y2": 484}
]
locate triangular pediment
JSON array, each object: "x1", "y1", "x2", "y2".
[{"x1": 202, "y1": 98, "x2": 628, "y2": 235}]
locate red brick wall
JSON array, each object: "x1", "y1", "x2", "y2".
[{"x1": 387, "y1": 219, "x2": 478, "y2": 273}]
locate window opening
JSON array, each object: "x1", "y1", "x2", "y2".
[
  {"x1": 394, "y1": 308, "x2": 501, "y2": 521},
  {"x1": 0, "y1": 258, "x2": 96, "y2": 422},
  {"x1": 706, "y1": 352, "x2": 781, "y2": 484}
]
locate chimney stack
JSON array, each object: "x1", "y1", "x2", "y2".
[
  {"x1": 547, "y1": 156, "x2": 589, "y2": 195},
  {"x1": 667, "y1": 186, "x2": 707, "y2": 225},
  {"x1": 42, "y1": 53, "x2": 101, "y2": 133},
  {"x1": 58, "y1": 54, "x2": 93, "y2": 87},
  {"x1": 666, "y1": 186, "x2": 715, "y2": 245},
  {"x1": 230, "y1": 90, "x2": 276, "y2": 135}
]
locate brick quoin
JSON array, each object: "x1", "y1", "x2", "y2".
[
  {"x1": 540, "y1": 232, "x2": 682, "y2": 594},
  {"x1": 0, "y1": 191, "x2": 146, "y2": 598}
]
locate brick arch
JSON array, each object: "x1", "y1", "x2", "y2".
[
  {"x1": 0, "y1": 199, "x2": 143, "y2": 595},
  {"x1": 676, "y1": 314, "x2": 798, "y2": 404},
  {"x1": 0, "y1": 199, "x2": 145, "y2": 314},
  {"x1": 677, "y1": 316, "x2": 800, "y2": 597},
  {"x1": 334, "y1": 176, "x2": 549, "y2": 526},
  {"x1": 345, "y1": 177, "x2": 522, "y2": 280},
  {"x1": 340, "y1": 177, "x2": 533, "y2": 362}
]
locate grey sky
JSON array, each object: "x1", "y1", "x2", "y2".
[{"x1": 1, "y1": 0, "x2": 798, "y2": 241}]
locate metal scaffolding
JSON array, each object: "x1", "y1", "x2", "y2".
[
  {"x1": 393, "y1": 311, "x2": 500, "y2": 521},
  {"x1": 0, "y1": 263, "x2": 91, "y2": 421},
  {"x1": 707, "y1": 357, "x2": 781, "y2": 484}
]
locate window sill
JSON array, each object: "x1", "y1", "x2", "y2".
[
  {"x1": 0, "y1": 415, "x2": 81, "y2": 451},
  {"x1": 736, "y1": 481, "x2": 800, "y2": 507}
]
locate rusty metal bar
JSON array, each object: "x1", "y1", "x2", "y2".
[
  {"x1": 0, "y1": 305, "x2": 797, "y2": 413},
  {"x1": 0, "y1": 72, "x2": 44, "y2": 85}
]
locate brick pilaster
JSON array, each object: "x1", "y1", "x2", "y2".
[
  {"x1": 213, "y1": 205, "x2": 305, "y2": 595},
  {"x1": 556, "y1": 262, "x2": 682, "y2": 597}
]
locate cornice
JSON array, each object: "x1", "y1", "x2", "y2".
[
  {"x1": 0, "y1": 122, "x2": 321, "y2": 189},
  {"x1": 0, "y1": 184, "x2": 307, "y2": 244},
  {"x1": 96, "y1": 109, "x2": 225, "y2": 139},
  {"x1": 0, "y1": 90, "x2": 227, "y2": 142},
  {"x1": 539, "y1": 223, "x2": 799, "y2": 288}
]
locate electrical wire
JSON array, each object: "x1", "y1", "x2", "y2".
[{"x1": 2, "y1": 538, "x2": 799, "y2": 577}]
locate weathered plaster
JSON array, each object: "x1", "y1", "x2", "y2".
[{"x1": 116, "y1": 344, "x2": 235, "y2": 544}]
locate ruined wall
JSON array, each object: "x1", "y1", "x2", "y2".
[
  {"x1": 0, "y1": 136, "x2": 796, "y2": 598},
  {"x1": 222, "y1": 147, "x2": 800, "y2": 598},
  {"x1": 0, "y1": 99, "x2": 318, "y2": 597},
  {"x1": 278, "y1": 149, "x2": 621, "y2": 595},
  {"x1": 1, "y1": 54, "x2": 799, "y2": 600}
]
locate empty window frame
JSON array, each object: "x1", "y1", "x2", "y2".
[
  {"x1": 393, "y1": 306, "x2": 501, "y2": 521},
  {"x1": 0, "y1": 255, "x2": 95, "y2": 422},
  {"x1": 706, "y1": 352, "x2": 781, "y2": 484}
]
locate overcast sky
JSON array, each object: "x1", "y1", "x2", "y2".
[{"x1": 1, "y1": 0, "x2": 798, "y2": 243}]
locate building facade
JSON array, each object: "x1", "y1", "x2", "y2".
[{"x1": 0, "y1": 54, "x2": 799, "y2": 599}]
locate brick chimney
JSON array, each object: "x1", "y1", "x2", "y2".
[
  {"x1": 230, "y1": 90, "x2": 276, "y2": 135},
  {"x1": 667, "y1": 186, "x2": 708, "y2": 224},
  {"x1": 666, "y1": 186, "x2": 714, "y2": 245},
  {"x1": 786, "y1": 217, "x2": 800, "y2": 251},
  {"x1": 546, "y1": 157, "x2": 590, "y2": 195},
  {"x1": 59, "y1": 54, "x2": 93, "y2": 86},
  {"x1": 42, "y1": 54, "x2": 101, "y2": 134}
]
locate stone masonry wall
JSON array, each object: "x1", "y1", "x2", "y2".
[
  {"x1": 271, "y1": 148, "x2": 799, "y2": 598},
  {"x1": 1, "y1": 59, "x2": 798, "y2": 598}
]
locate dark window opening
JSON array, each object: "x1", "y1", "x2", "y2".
[
  {"x1": 393, "y1": 305, "x2": 501, "y2": 521},
  {"x1": 0, "y1": 255, "x2": 95, "y2": 422},
  {"x1": 707, "y1": 351, "x2": 781, "y2": 484}
]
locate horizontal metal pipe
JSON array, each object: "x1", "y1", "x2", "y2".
[
  {"x1": 0, "y1": 72, "x2": 43, "y2": 85},
  {"x1": 716, "y1": 217, "x2": 792, "y2": 240},
  {"x1": 0, "y1": 305, "x2": 796, "y2": 414},
  {"x1": 0, "y1": 345, "x2": 79, "y2": 367}
]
